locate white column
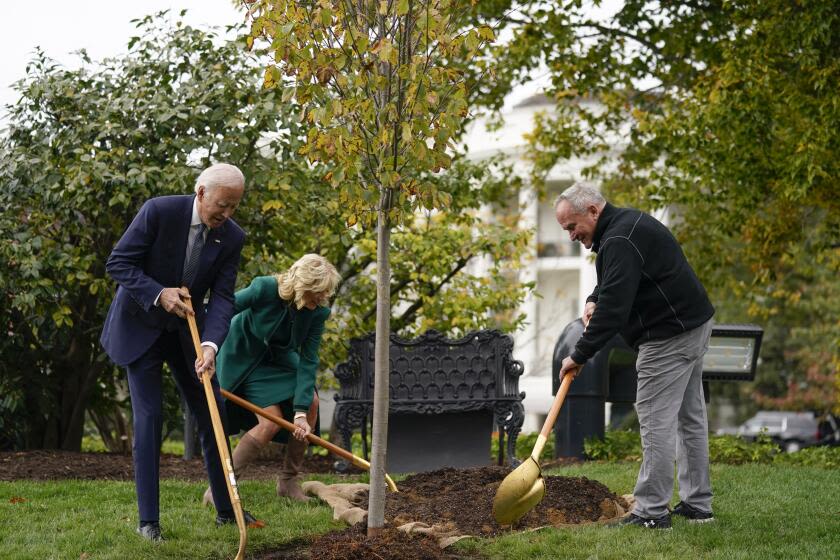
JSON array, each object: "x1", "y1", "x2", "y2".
[
  {"x1": 515, "y1": 186, "x2": 539, "y2": 377},
  {"x1": 577, "y1": 251, "x2": 597, "y2": 316}
]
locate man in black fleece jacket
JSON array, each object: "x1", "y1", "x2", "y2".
[{"x1": 555, "y1": 183, "x2": 715, "y2": 529}]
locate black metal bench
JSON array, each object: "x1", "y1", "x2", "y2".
[{"x1": 332, "y1": 329, "x2": 525, "y2": 472}]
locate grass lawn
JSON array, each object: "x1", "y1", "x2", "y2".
[{"x1": 1, "y1": 463, "x2": 837, "y2": 559}]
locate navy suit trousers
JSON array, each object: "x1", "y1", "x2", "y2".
[{"x1": 126, "y1": 329, "x2": 233, "y2": 523}]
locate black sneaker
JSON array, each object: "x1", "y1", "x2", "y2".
[
  {"x1": 672, "y1": 501, "x2": 714, "y2": 523},
  {"x1": 136, "y1": 522, "x2": 164, "y2": 542},
  {"x1": 617, "y1": 513, "x2": 672, "y2": 529},
  {"x1": 216, "y1": 510, "x2": 265, "y2": 528}
]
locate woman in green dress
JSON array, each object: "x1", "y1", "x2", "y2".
[{"x1": 202, "y1": 254, "x2": 340, "y2": 508}]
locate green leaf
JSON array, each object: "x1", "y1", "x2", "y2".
[{"x1": 320, "y1": 8, "x2": 332, "y2": 26}]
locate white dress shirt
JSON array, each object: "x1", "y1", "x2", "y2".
[{"x1": 154, "y1": 199, "x2": 218, "y2": 354}]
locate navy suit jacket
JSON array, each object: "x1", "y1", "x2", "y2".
[{"x1": 100, "y1": 195, "x2": 246, "y2": 367}]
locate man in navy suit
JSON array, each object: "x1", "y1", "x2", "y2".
[{"x1": 101, "y1": 163, "x2": 247, "y2": 541}]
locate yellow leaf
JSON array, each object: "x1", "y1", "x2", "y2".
[
  {"x1": 262, "y1": 200, "x2": 285, "y2": 211},
  {"x1": 477, "y1": 26, "x2": 495, "y2": 41},
  {"x1": 263, "y1": 66, "x2": 278, "y2": 89}
]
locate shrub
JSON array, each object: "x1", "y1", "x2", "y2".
[
  {"x1": 490, "y1": 431, "x2": 555, "y2": 462},
  {"x1": 584, "y1": 430, "x2": 642, "y2": 461},
  {"x1": 708, "y1": 434, "x2": 779, "y2": 465},
  {"x1": 579, "y1": 429, "x2": 840, "y2": 469},
  {"x1": 773, "y1": 445, "x2": 840, "y2": 469}
]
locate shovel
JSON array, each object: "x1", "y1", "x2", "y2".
[
  {"x1": 182, "y1": 290, "x2": 247, "y2": 560},
  {"x1": 492, "y1": 371, "x2": 575, "y2": 525},
  {"x1": 220, "y1": 389, "x2": 399, "y2": 493}
]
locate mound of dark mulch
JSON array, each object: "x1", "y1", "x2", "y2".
[
  {"x1": 254, "y1": 524, "x2": 478, "y2": 560},
  {"x1": 0, "y1": 450, "x2": 359, "y2": 482},
  {"x1": 360, "y1": 466, "x2": 627, "y2": 536}
]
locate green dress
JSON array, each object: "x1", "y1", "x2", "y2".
[{"x1": 216, "y1": 275, "x2": 330, "y2": 435}]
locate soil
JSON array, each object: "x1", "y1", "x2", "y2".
[
  {"x1": 254, "y1": 525, "x2": 476, "y2": 560},
  {"x1": 0, "y1": 450, "x2": 359, "y2": 482},
  {"x1": 368, "y1": 466, "x2": 625, "y2": 536}
]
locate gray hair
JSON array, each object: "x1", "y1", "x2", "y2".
[
  {"x1": 553, "y1": 181, "x2": 606, "y2": 214},
  {"x1": 194, "y1": 163, "x2": 245, "y2": 193}
]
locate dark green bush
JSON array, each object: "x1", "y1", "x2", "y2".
[
  {"x1": 773, "y1": 445, "x2": 840, "y2": 469},
  {"x1": 490, "y1": 430, "x2": 555, "y2": 461},
  {"x1": 708, "y1": 434, "x2": 779, "y2": 465},
  {"x1": 582, "y1": 430, "x2": 782, "y2": 464},
  {"x1": 580, "y1": 429, "x2": 839, "y2": 469},
  {"x1": 584, "y1": 430, "x2": 642, "y2": 461}
]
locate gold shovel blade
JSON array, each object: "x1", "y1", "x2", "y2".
[{"x1": 492, "y1": 456, "x2": 546, "y2": 525}]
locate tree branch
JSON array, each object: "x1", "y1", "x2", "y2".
[{"x1": 392, "y1": 253, "x2": 472, "y2": 330}]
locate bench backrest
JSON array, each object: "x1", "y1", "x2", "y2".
[{"x1": 334, "y1": 329, "x2": 524, "y2": 410}]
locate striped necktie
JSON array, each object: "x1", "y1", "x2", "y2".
[{"x1": 182, "y1": 223, "x2": 206, "y2": 287}]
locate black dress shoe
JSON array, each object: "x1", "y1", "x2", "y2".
[
  {"x1": 136, "y1": 522, "x2": 164, "y2": 542},
  {"x1": 616, "y1": 512, "x2": 672, "y2": 529},
  {"x1": 672, "y1": 501, "x2": 715, "y2": 523},
  {"x1": 216, "y1": 510, "x2": 265, "y2": 528}
]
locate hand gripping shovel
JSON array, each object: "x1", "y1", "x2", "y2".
[
  {"x1": 220, "y1": 389, "x2": 399, "y2": 493},
  {"x1": 492, "y1": 372, "x2": 574, "y2": 525},
  {"x1": 182, "y1": 290, "x2": 247, "y2": 560}
]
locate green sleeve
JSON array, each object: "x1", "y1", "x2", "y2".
[
  {"x1": 293, "y1": 306, "x2": 330, "y2": 412},
  {"x1": 233, "y1": 276, "x2": 276, "y2": 314}
]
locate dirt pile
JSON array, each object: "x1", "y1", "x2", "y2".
[
  {"x1": 255, "y1": 525, "x2": 475, "y2": 560},
  {"x1": 361, "y1": 466, "x2": 627, "y2": 536},
  {"x1": 256, "y1": 466, "x2": 627, "y2": 559},
  {"x1": 310, "y1": 525, "x2": 468, "y2": 560}
]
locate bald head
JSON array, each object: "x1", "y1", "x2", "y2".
[
  {"x1": 195, "y1": 163, "x2": 245, "y2": 229},
  {"x1": 195, "y1": 163, "x2": 245, "y2": 194}
]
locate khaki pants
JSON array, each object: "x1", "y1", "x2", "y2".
[{"x1": 632, "y1": 319, "x2": 714, "y2": 518}]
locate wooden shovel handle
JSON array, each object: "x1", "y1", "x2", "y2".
[
  {"x1": 221, "y1": 390, "x2": 346, "y2": 459},
  {"x1": 220, "y1": 389, "x2": 399, "y2": 493},
  {"x1": 182, "y1": 289, "x2": 247, "y2": 560},
  {"x1": 531, "y1": 372, "x2": 574, "y2": 461}
]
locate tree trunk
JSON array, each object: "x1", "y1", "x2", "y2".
[
  {"x1": 60, "y1": 347, "x2": 104, "y2": 452},
  {"x1": 367, "y1": 191, "x2": 392, "y2": 536},
  {"x1": 89, "y1": 404, "x2": 133, "y2": 454}
]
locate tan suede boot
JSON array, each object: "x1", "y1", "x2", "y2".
[
  {"x1": 202, "y1": 433, "x2": 264, "y2": 507},
  {"x1": 275, "y1": 437, "x2": 309, "y2": 502}
]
